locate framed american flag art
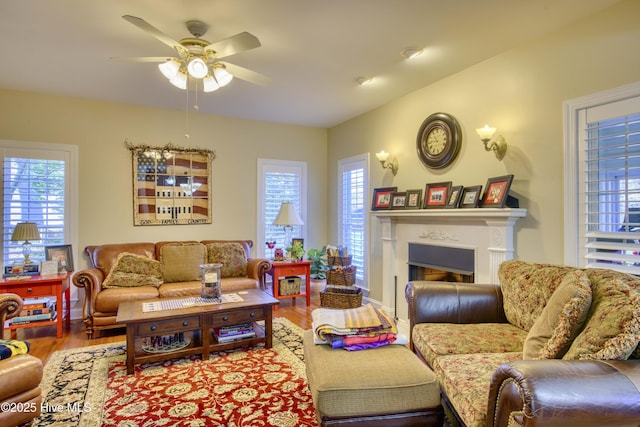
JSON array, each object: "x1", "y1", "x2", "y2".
[{"x1": 126, "y1": 141, "x2": 215, "y2": 226}]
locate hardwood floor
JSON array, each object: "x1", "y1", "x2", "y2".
[{"x1": 12, "y1": 280, "x2": 325, "y2": 365}]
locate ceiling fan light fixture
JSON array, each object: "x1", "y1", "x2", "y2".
[
  {"x1": 169, "y1": 71, "x2": 188, "y2": 90},
  {"x1": 187, "y1": 57, "x2": 209, "y2": 79},
  {"x1": 203, "y1": 75, "x2": 220, "y2": 92},
  {"x1": 213, "y1": 66, "x2": 233, "y2": 87},
  {"x1": 158, "y1": 59, "x2": 180, "y2": 79}
]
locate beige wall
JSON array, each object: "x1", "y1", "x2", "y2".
[
  {"x1": 0, "y1": 90, "x2": 328, "y2": 270},
  {"x1": 327, "y1": 0, "x2": 640, "y2": 301}
]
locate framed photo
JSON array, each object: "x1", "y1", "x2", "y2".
[
  {"x1": 371, "y1": 187, "x2": 397, "y2": 211},
  {"x1": 446, "y1": 185, "x2": 463, "y2": 209},
  {"x1": 481, "y1": 174, "x2": 514, "y2": 208},
  {"x1": 391, "y1": 192, "x2": 408, "y2": 210},
  {"x1": 460, "y1": 185, "x2": 483, "y2": 208},
  {"x1": 291, "y1": 238, "x2": 304, "y2": 249},
  {"x1": 45, "y1": 244, "x2": 74, "y2": 272},
  {"x1": 423, "y1": 182, "x2": 452, "y2": 209},
  {"x1": 405, "y1": 189, "x2": 423, "y2": 210}
]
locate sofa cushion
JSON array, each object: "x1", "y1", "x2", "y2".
[
  {"x1": 102, "y1": 252, "x2": 163, "y2": 288},
  {"x1": 206, "y1": 242, "x2": 248, "y2": 278},
  {"x1": 159, "y1": 243, "x2": 206, "y2": 282},
  {"x1": 95, "y1": 287, "x2": 160, "y2": 313},
  {"x1": 523, "y1": 270, "x2": 592, "y2": 359},
  {"x1": 412, "y1": 323, "x2": 526, "y2": 367},
  {"x1": 432, "y1": 352, "x2": 523, "y2": 427},
  {"x1": 499, "y1": 260, "x2": 577, "y2": 331},
  {"x1": 563, "y1": 277, "x2": 640, "y2": 360}
]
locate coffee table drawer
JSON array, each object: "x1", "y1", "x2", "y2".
[
  {"x1": 210, "y1": 308, "x2": 265, "y2": 326},
  {"x1": 136, "y1": 315, "x2": 201, "y2": 335}
]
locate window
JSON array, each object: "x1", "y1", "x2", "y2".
[
  {"x1": 564, "y1": 82, "x2": 640, "y2": 274},
  {"x1": 1, "y1": 140, "x2": 78, "y2": 267},
  {"x1": 338, "y1": 154, "x2": 368, "y2": 288},
  {"x1": 257, "y1": 159, "x2": 307, "y2": 258}
]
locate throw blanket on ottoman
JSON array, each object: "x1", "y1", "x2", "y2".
[{"x1": 312, "y1": 303, "x2": 397, "y2": 350}]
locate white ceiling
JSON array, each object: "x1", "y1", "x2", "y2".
[{"x1": 0, "y1": 0, "x2": 621, "y2": 128}]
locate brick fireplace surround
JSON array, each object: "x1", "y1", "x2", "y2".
[{"x1": 372, "y1": 208, "x2": 527, "y2": 330}]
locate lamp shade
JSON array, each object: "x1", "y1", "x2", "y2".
[
  {"x1": 11, "y1": 222, "x2": 41, "y2": 242},
  {"x1": 272, "y1": 202, "x2": 304, "y2": 226}
]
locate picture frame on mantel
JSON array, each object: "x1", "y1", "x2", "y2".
[
  {"x1": 460, "y1": 185, "x2": 483, "y2": 208},
  {"x1": 371, "y1": 187, "x2": 397, "y2": 211},
  {"x1": 405, "y1": 189, "x2": 423, "y2": 210},
  {"x1": 446, "y1": 185, "x2": 463, "y2": 209},
  {"x1": 481, "y1": 175, "x2": 514, "y2": 208},
  {"x1": 391, "y1": 192, "x2": 408, "y2": 210},
  {"x1": 423, "y1": 182, "x2": 451, "y2": 209}
]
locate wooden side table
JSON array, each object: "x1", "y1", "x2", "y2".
[
  {"x1": 267, "y1": 260, "x2": 311, "y2": 307},
  {"x1": 0, "y1": 272, "x2": 71, "y2": 338}
]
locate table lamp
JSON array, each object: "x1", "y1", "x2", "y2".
[
  {"x1": 272, "y1": 202, "x2": 304, "y2": 250},
  {"x1": 11, "y1": 222, "x2": 41, "y2": 264}
]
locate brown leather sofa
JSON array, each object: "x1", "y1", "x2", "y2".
[
  {"x1": 0, "y1": 293, "x2": 44, "y2": 427},
  {"x1": 406, "y1": 260, "x2": 640, "y2": 427},
  {"x1": 72, "y1": 240, "x2": 271, "y2": 338}
]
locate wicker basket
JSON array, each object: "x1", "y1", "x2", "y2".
[
  {"x1": 328, "y1": 255, "x2": 352, "y2": 266},
  {"x1": 326, "y1": 266, "x2": 357, "y2": 286},
  {"x1": 279, "y1": 276, "x2": 301, "y2": 295},
  {"x1": 320, "y1": 287, "x2": 362, "y2": 309}
]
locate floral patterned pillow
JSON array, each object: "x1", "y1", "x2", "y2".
[
  {"x1": 103, "y1": 252, "x2": 163, "y2": 288},
  {"x1": 563, "y1": 278, "x2": 640, "y2": 360},
  {"x1": 207, "y1": 242, "x2": 247, "y2": 278},
  {"x1": 523, "y1": 270, "x2": 592, "y2": 359}
]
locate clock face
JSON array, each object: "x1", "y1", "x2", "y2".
[{"x1": 416, "y1": 113, "x2": 462, "y2": 169}]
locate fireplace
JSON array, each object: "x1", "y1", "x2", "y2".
[
  {"x1": 408, "y1": 243, "x2": 474, "y2": 283},
  {"x1": 373, "y1": 208, "x2": 526, "y2": 324}
]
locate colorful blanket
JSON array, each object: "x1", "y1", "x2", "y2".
[
  {"x1": 312, "y1": 304, "x2": 398, "y2": 350},
  {"x1": 0, "y1": 339, "x2": 30, "y2": 360}
]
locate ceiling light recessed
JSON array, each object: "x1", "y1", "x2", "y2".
[
  {"x1": 355, "y1": 76, "x2": 373, "y2": 86},
  {"x1": 401, "y1": 47, "x2": 423, "y2": 60}
]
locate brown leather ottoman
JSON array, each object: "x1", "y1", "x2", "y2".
[{"x1": 303, "y1": 330, "x2": 443, "y2": 427}]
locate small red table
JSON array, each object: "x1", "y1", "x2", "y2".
[
  {"x1": 1, "y1": 272, "x2": 71, "y2": 338},
  {"x1": 267, "y1": 260, "x2": 311, "y2": 308}
]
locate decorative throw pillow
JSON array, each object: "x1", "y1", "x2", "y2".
[
  {"x1": 563, "y1": 279, "x2": 640, "y2": 360},
  {"x1": 523, "y1": 270, "x2": 592, "y2": 359},
  {"x1": 207, "y1": 242, "x2": 248, "y2": 278},
  {"x1": 160, "y1": 243, "x2": 206, "y2": 282},
  {"x1": 499, "y1": 260, "x2": 577, "y2": 331},
  {"x1": 102, "y1": 252, "x2": 163, "y2": 288},
  {"x1": 0, "y1": 339, "x2": 30, "y2": 360}
]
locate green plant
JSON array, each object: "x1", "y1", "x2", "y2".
[
  {"x1": 307, "y1": 245, "x2": 329, "y2": 279},
  {"x1": 286, "y1": 241, "x2": 306, "y2": 261}
]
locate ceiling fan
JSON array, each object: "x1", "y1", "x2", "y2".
[{"x1": 114, "y1": 15, "x2": 271, "y2": 92}]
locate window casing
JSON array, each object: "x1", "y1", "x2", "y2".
[
  {"x1": 338, "y1": 154, "x2": 368, "y2": 288},
  {"x1": 257, "y1": 159, "x2": 307, "y2": 258},
  {"x1": 564, "y1": 82, "x2": 640, "y2": 274}
]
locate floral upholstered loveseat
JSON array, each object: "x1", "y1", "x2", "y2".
[
  {"x1": 405, "y1": 260, "x2": 640, "y2": 427},
  {"x1": 72, "y1": 240, "x2": 271, "y2": 338}
]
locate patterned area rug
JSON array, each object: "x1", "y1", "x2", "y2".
[{"x1": 34, "y1": 318, "x2": 315, "y2": 427}]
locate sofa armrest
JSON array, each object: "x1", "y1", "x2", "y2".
[
  {"x1": 247, "y1": 258, "x2": 272, "y2": 290},
  {"x1": 71, "y1": 268, "x2": 105, "y2": 321},
  {"x1": 0, "y1": 293, "x2": 23, "y2": 334},
  {"x1": 488, "y1": 359, "x2": 640, "y2": 427}
]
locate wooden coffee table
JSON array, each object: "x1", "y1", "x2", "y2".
[{"x1": 116, "y1": 288, "x2": 279, "y2": 374}]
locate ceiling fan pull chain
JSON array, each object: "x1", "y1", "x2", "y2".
[{"x1": 184, "y1": 82, "x2": 190, "y2": 139}]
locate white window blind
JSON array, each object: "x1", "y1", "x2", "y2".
[
  {"x1": 565, "y1": 85, "x2": 640, "y2": 275},
  {"x1": 2, "y1": 144, "x2": 72, "y2": 265},
  {"x1": 257, "y1": 160, "x2": 307, "y2": 258},
  {"x1": 338, "y1": 154, "x2": 368, "y2": 288}
]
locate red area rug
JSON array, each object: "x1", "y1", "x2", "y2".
[{"x1": 36, "y1": 318, "x2": 316, "y2": 427}]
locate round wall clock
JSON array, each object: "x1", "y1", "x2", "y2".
[{"x1": 416, "y1": 112, "x2": 462, "y2": 169}]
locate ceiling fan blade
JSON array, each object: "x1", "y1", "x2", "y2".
[
  {"x1": 111, "y1": 56, "x2": 174, "y2": 63},
  {"x1": 221, "y1": 62, "x2": 271, "y2": 86},
  {"x1": 205, "y1": 32, "x2": 261, "y2": 58},
  {"x1": 122, "y1": 15, "x2": 183, "y2": 51}
]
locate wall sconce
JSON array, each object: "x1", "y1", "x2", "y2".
[
  {"x1": 476, "y1": 125, "x2": 507, "y2": 161},
  {"x1": 376, "y1": 151, "x2": 399, "y2": 175}
]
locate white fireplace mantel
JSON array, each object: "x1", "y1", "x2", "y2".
[{"x1": 372, "y1": 208, "x2": 527, "y2": 321}]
